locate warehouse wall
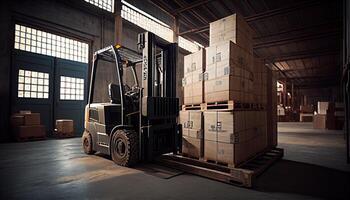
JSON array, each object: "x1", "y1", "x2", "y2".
[
  {"x1": 297, "y1": 86, "x2": 341, "y2": 106},
  {"x1": 0, "y1": 0, "x2": 185, "y2": 142}
]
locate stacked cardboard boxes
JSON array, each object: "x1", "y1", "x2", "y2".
[
  {"x1": 203, "y1": 110, "x2": 267, "y2": 166},
  {"x1": 183, "y1": 49, "x2": 205, "y2": 105},
  {"x1": 180, "y1": 14, "x2": 275, "y2": 165},
  {"x1": 204, "y1": 41, "x2": 254, "y2": 103},
  {"x1": 253, "y1": 58, "x2": 268, "y2": 105},
  {"x1": 10, "y1": 111, "x2": 46, "y2": 141},
  {"x1": 313, "y1": 102, "x2": 344, "y2": 130},
  {"x1": 179, "y1": 110, "x2": 203, "y2": 158},
  {"x1": 209, "y1": 14, "x2": 254, "y2": 54}
]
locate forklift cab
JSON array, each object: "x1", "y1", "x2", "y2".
[{"x1": 82, "y1": 32, "x2": 180, "y2": 167}]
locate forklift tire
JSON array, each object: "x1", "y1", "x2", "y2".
[
  {"x1": 82, "y1": 131, "x2": 95, "y2": 155},
  {"x1": 111, "y1": 129, "x2": 138, "y2": 167}
]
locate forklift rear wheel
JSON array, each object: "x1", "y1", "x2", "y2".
[
  {"x1": 111, "y1": 129, "x2": 138, "y2": 167},
  {"x1": 82, "y1": 131, "x2": 95, "y2": 155}
]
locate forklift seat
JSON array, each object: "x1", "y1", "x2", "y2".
[{"x1": 108, "y1": 83, "x2": 121, "y2": 104}]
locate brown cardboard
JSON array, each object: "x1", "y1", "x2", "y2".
[
  {"x1": 317, "y1": 102, "x2": 329, "y2": 114},
  {"x1": 182, "y1": 136, "x2": 203, "y2": 158},
  {"x1": 204, "y1": 75, "x2": 244, "y2": 103},
  {"x1": 209, "y1": 14, "x2": 254, "y2": 53},
  {"x1": 183, "y1": 49, "x2": 206, "y2": 105},
  {"x1": 184, "y1": 49, "x2": 205, "y2": 76},
  {"x1": 56, "y1": 119, "x2": 74, "y2": 134},
  {"x1": 313, "y1": 114, "x2": 327, "y2": 129},
  {"x1": 11, "y1": 115, "x2": 24, "y2": 127},
  {"x1": 15, "y1": 125, "x2": 46, "y2": 140},
  {"x1": 13, "y1": 113, "x2": 41, "y2": 126}
]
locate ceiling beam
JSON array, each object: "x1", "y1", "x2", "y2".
[
  {"x1": 179, "y1": 25, "x2": 209, "y2": 36},
  {"x1": 254, "y1": 29, "x2": 340, "y2": 49},
  {"x1": 264, "y1": 49, "x2": 340, "y2": 62},
  {"x1": 295, "y1": 81, "x2": 339, "y2": 89},
  {"x1": 171, "y1": 0, "x2": 215, "y2": 15},
  {"x1": 287, "y1": 75, "x2": 338, "y2": 80},
  {"x1": 282, "y1": 65, "x2": 340, "y2": 73},
  {"x1": 245, "y1": 0, "x2": 321, "y2": 22}
]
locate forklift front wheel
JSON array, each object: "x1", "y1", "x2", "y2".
[
  {"x1": 111, "y1": 129, "x2": 138, "y2": 167},
  {"x1": 82, "y1": 131, "x2": 95, "y2": 155}
]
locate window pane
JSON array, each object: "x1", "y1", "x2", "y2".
[
  {"x1": 17, "y1": 69, "x2": 49, "y2": 99},
  {"x1": 14, "y1": 24, "x2": 89, "y2": 63},
  {"x1": 85, "y1": 0, "x2": 114, "y2": 12},
  {"x1": 59, "y1": 75, "x2": 84, "y2": 101}
]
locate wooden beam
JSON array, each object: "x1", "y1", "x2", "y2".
[
  {"x1": 264, "y1": 49, "x2": 340, "y2": 62},
  {"x1": 179, "y1": 25, "x2": 209, "y2": 36},
  {"x1": 254, "y1": 30, "x2": 340, "y2": 49},
  {"x1": 245, "y1": 0, "x2": 321, "y2": 22},
  {"x1": 171, "y1": 0, "x2": 215, "y2": 15}
]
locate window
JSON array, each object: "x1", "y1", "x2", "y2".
[
  {"x1": 14, "y1": 24, "x2": 89, "y2": 63},
  {"x1": 60, "y1": 76, "x2": 84, "y2": 100},
  {"x1": 18, "y1": 69, "x2": 49, "y2": 99},
  {"x1": 85, "y1": 0, "x2": 114, "y2": 12},
  {"x1": 120, "y1": 1, "x2": 202, "y2": 53},
  {"x1": 121, "y1": 1, "x2": 174, "y2": 43}
]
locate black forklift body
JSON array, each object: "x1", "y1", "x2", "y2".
[{"x1": 84, "y1": 32, "x2": 180, "y2": 163}]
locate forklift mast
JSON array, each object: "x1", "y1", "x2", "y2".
[{"x1": 138, "y1": 32, "x2": 179, "y2": 161}]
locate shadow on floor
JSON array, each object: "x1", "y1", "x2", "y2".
[{"x1": 254, "y1": 159, "x2": 350, "y2": 199}]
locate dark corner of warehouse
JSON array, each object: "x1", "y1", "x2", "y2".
[{"x1": 0, "y1": 0, "x2": 349, "y2": 199}]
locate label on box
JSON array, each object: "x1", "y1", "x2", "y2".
[
  {"x1": 182, "y1": 78, "x2": 187, "y2": 86},
  {"x1": 216, "y1": 53, "x2": 221, "y2": 62}
]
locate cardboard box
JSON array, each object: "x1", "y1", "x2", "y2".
[
  {"x1": 56, "y1": 119, "x2": 74, "y2": 134},
  {"x1": 205, "y1": 41, "x2": 253, "y2": 78},
  {"x1": 183, "y1": 51, "x2": 205, "y2": 105},
  {"x1": 205, "y1": 75, "x2": 247, "y2": 103},
  {"x1": 180, "y1": 110, "x2": 203, "y2": 158},
  {"x1": 317, "y1": 102, "x2": 329, "y2": 115},
  {"x1": 203, "y1": 110, "x2": 268, "y2": 166},
  {"x1": 14, "y1": 125, "x2": 46, "y2": 140},
  {"x1": 12, "y1": 113, "x2": 40, "y2": 126},
  {"x1": 184, "y1": 49, "x2": 205, "y2": 76},
  {"x1": 209, "y1": 14, "x2": 254, "y2": 53},
  {"x1": 11, "y1": 115, "x2": 24, "y2": 127},
  {"x1": 313, "y1": 114, "x2": 327, "y2": 129},
  {"x1": 300, "y1": 105, "x2": 314, "y2": 113},
  {"x1": 182, "y1": 136, "x2": 202, "y2": 158},
  {"x1": 203, "y1": 41, "x2": 254, "y2": 103},
  {"x1": 204, "y1": 139, "x2": 261, "y2": 167}
]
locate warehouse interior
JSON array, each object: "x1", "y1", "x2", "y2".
[{"x1": 0, "y1": 0, "x2": 349, "y2": 199}]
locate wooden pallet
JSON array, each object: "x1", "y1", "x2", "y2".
[
  {"x1": 201, "y1": 100, "x2": 251, "y2": 111},
  {"x1": 182, "y1": 104, "x2": 202, "y2": 111},
  {"x1": 156, "y1": 148, "x2": 284, "y2": 187}
]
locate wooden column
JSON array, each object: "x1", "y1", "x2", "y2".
[
  {"x1": 114, "y1": 0, "x2": 122, "y2": 45},
  {"x1": 173, "y1": 17, "x2": 179, "y2": 43}
]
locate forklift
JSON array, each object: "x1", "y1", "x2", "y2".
[{"x1": 82, "y1": 32, "x2": 181, "y2": 166}]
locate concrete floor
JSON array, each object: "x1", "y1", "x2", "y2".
[{"x1": 0, "y1": 122, "x2": 349, "y2": 199}]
